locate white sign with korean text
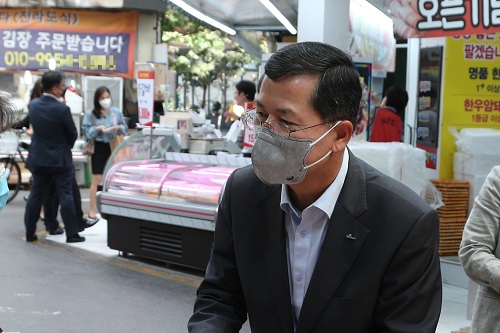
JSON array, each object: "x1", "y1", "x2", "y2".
[
  {"x1": 243, "y1": 102, "x2": 256, "y2": 147},
  {"x1": 137, "y1": 70, "x2": 155, "y2": 125}
]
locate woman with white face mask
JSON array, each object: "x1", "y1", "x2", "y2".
[{"x1": 81, "y1": 86, "x2": 127, "y2": 220}]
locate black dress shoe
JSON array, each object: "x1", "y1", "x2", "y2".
[
  {"x1": 66, "y1": 235, "x2": 85, "y2": 243},
  {"x1": 78, "y1": 217, "x2": 100, "y2": 232},
  {"x1": 26, "y1": 234, "x2": 38, "y2": 242},
  {"x1": 48, "y1": 227, "x2": 64, "y2": 235}
]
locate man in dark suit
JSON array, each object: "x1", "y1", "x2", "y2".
[
  {"x1": 188, "y1": 42, "x2": 442, "y2": 332},
  {"x1": 24, "y1": 70, "x2": 85, "y2": 243}
]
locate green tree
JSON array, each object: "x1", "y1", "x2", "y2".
[{"x1": 162, "y1": 9, "x2": 261, "y2": 109}]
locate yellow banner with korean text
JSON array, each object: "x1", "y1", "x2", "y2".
[
  {"x1": 0, "y1": 8, "x2": 138, "y2": 78},
  {"x1": 440, "y1": 33, "x2": 500, "y2": 178}
]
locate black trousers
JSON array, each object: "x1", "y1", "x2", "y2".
[
  {"x1": 24, "y1": 167, "x2": 78, "y2": 238},
  {"x1": 43, "y1": 176, "x2": 84, "y2": 231}
]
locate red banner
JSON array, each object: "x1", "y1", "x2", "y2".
[{"x1": 391, "y1": 0, "x2": 500, "y2": 39}]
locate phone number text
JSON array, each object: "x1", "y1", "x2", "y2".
[{"x1": 4, "y1": 51, "x2": 116, "y2": 70}]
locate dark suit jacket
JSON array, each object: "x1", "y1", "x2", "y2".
[
  {"x1": 189, "y1": 150, "x2": 442, "y2": 333},
  {"x1": 27, "y1": 95, "x2": 77, "y2": 171}
]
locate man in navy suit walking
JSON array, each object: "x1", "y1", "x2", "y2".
[{"x1": 24, "y1": 70, "x2": 84, "y2": 243}]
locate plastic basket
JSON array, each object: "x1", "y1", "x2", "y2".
[{"x1": 0, "y1": 130, "x2": 19, "y2": 154}]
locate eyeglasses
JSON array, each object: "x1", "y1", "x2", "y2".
[{"x1": 241, "y1": 109, "x2": 335, "y2": 138}]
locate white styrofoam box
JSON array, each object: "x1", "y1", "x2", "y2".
[
  {"x1": 66, "y1": 89, "x2": 83, "y2": 115},
  {"x1": 453, "y1": 171, "x2": 487, "y2": 215},
  {"x1": 349, "y1": 141, "x2": 427, "y2": 196},
  {"x1": 453, "y1": 128, "x2": 500, "y2": 155},
  {"x1": 0, "y1": 130, "x2": 19, "y2": 154},
  {"x1": 453, "y1": 152, "x2": 500, "y2": 176}
]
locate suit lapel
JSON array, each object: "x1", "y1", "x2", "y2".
[
  {"x1": 296, "y1": 151, "x2": 370, "y2": 333},
  {"x1": 261, "y1": 188, "x2": 295, "y2": 333}
]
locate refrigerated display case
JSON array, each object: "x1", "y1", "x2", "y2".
[{"x1": 97, "y1": 128, "x2": 251, "y2": 269}]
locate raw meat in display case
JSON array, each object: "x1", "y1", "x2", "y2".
[{"x1": 97, "y1": 153, "x2": 251, "y2": 269}]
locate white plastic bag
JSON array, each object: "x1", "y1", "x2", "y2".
[{"x1": 225, "y1": 119, "x2": 243, "y2": 143}]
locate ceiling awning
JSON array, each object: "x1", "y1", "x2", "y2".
[
  {"x1": 172, "y1": 0, "x2": 390, "y2": 33},
  {"x1": 171, "y1": 0, "x2": 299, "y2": 33},
  {"x1": 169, "y1": 0, "x2": 392, "y2": 62}
]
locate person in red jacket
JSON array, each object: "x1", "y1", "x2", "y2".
[{"x1": 369, "y1": 86, "x2": 408, "y2": 142}]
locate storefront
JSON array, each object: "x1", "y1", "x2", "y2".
[
  {"x1": 0, "y1": 1, "x2": 166, "y2": 115},
  {"x1": 0, "y1": 1, "x2": 167, "y2": 185}
]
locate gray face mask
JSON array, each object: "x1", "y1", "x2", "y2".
[{"x1": 251, "y1": 121, "x2": 340, "y2": 185}]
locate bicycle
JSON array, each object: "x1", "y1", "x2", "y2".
[{"x1": 0, "y1": 128, "x2": 31, "y2": 203}]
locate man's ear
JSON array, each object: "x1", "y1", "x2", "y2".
[{"x1": 331, "y1": 121, "x2": 353, "y2": 152}]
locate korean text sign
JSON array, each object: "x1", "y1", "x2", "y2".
[
  {"x1": 440, "y1": 33, "x2": 500, "y2": 178},
  {"x1": 391, "y1": 0, "x2": 500, "y2": 39},
  {"x1": 137, "y1": 70, "x2": 155, "y2": 126},
  {"x1": 0, "y1": 9, "x2": 137, "y2": 78}
]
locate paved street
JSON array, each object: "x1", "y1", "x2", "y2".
[{"x1": 0, "y1": 189, "x2": 208, "y2": 333}]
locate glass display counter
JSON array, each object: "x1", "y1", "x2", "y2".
[{"x1": 97, "y1": 128, "x2": 251, "y2": 269}]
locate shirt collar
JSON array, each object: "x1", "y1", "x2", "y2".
[
  {"x1": 42, "y1": 93, "x2": 60, "y2": 101},
  {"x1": 280, "y1": 149, "x2": 349, "y2": 218}
]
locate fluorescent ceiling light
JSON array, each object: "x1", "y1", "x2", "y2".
[
  {"x1": 259, "y1": 0, "x2": 297, "y2": 35},
  {"x1": 170, "y1": 0, "x2": 236, "y2": 35}
]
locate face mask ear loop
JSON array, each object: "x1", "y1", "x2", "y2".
[
  {"x1": 310, "y1": 120, "x2": 341, "y2": 146},
  {"x1": 303, "y1": 121, "x2": 341, "y2": 170},
  {"x1": 304, "y1": 150, "x2": 332, "y2": 170}
]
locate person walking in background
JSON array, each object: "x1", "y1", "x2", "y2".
[
  {"x1": 81, "y1": 86, "x2": 127, "y2": 220},
  {"x1": 459, "y1": 165, "x2": 500, "y2": 333},
  {"x1": 188, "y1": 42, "x2": 442, "y2": 332},
  {"x1": 14, "y1": 79, "x2": 55, "y2": 229},
  {"x1": 14, "y1": 79, "x2": 98, "y2": 235},
  {"x1": 223, "y1": 80, "x2": 256, "y2": 148},
  {"x1": 24, "y1": 70, "x2": 84, "y2": 243},
  {"x1": 14, "y1": 78, "x2": 42, "y2": 136},
  {"x1": 224, "y1": 80, "x2": 256, "y2": 122},
  {"x1": 369, "y1": 86, "x2": 408, "y2": 142}
]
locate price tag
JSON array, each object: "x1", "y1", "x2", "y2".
[{"x1": 243, "y1": 102, "x2": 255, "y2": 147}]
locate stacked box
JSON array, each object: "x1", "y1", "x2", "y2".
[
  {"x1": 453, "y1": 152, "x2": 500, "y2": 214},
  {"x1": 453, "y1": 129, "x2": 500, "y2": 215},
  {"x1": 430, "y1": 179, "x2": 469, "y2": 256}
]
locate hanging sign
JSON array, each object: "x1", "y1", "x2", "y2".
[
  {"x1": 0, "y1": 9, "x2": 137, "y2": 78},
  {"x1": 349, "y1": 0, "x2": 396, "y2": 75},
  {"x1": 391, "y1": 0, "x2": 500, "y2": 39},
  {"x1": 136, "y1": 66, "x2": 155, "y2": 126},
  {"x1": 242, "y1": 102, "x2": 256, "y2": 147}
]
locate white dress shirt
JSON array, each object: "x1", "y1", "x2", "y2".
[{"x1": 280, "y1": 149, "x2": 349, "y2": 323}]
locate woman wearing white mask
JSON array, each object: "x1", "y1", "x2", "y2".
[{"x1": 82, "y1": 86, "x2": 127, "y2": 220}]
